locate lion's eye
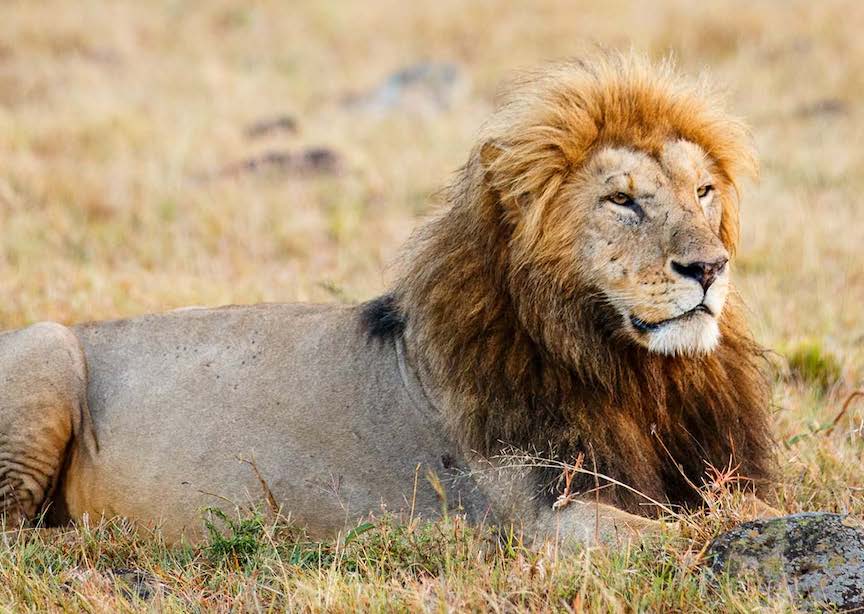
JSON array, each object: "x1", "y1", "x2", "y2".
[
  {"x1": 609, "y1": 192, "x2": 633, "y2": 206},
  {"x1": 605, "y1": 192, "x2": 644, "y2": 220},
  {"x1": 697, "y1": 184, "x2": 714, "y2": 199}
]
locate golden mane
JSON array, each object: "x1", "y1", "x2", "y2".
[
  {"x1": 366, "y1": 54, "x2": 773, "y2": 515},
  {"x1": 479, "y1": 54, "x2": 757, "y2": 254}
]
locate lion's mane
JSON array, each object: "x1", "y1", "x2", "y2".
[{"x1": 365, "y1": 54, "x2": 773, "y2": 515}]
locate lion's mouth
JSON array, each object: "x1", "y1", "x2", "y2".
[{"x1": 630, "y1": 304, "x2": 713, "y2": 334}]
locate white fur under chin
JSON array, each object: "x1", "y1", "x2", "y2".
[{"x1": 645, "y1": 315, "x2": 721, "y2": 356}]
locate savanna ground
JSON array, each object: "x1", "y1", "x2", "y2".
[{"x1": 0, "y1": 0, "x2": 863, "y2": 611}]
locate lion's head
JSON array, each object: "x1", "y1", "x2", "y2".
[
  {"x1": 478, "y1": 55, "x2": 756, "y2": 357},
  {"x1": 383, "y1": 53, "x2": 772, "y2": 512}
]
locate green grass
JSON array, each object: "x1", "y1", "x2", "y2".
[
  {"x1": 0, "y1": 510, "x2": 788, "y2": 612},
  {"x1": 784, "y1": 340, "x2": 843, "y2": 392}
]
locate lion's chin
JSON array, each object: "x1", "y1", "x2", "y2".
[{"x1": 636, "y1": 314, "x2": 721, "y2": 356}]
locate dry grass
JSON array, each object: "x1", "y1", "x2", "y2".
[{"x1": 0, "y1": 0, "x2": 862, "y2": 610}]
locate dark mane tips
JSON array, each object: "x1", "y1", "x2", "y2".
[{"x1": 360, "y1": 294, "x2": 406, "y2": 341}]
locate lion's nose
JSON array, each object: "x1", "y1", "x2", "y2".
[{"x1": 671, "y1": 257, "x2": 728, "y2": 291}]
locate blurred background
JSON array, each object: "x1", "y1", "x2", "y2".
[{"x1": 0, "y1": 1, "x2": 861, "y2": 459}]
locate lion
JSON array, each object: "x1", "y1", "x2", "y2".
[{"x1": 0, "y1": 53, "x2": 774, "y2": 545}]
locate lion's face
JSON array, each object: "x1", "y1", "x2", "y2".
[{"x1": 552, "y1": 139, "x2": 733, "y2": 356}]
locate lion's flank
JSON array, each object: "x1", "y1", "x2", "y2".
[{"x1": 386, "y1": 53, "x2": 773, "y2": 517}]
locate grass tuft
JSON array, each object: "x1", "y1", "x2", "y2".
[
  {"x1": 203, "y1": 507, "x2": 271, "y2": 569},
  {"x1": 785, "y1": 340, "x2": 843, "y2": 391}
]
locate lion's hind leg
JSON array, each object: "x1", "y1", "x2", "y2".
[{"x1": 0, "y1": 322, "x2": 93, "y2": 527}]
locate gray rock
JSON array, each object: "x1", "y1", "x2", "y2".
[
  {"x1": 215, "y1": 147, "x2": 343, "y2": 180},
  {"x1": 245, "y1": 115, "x2": 298, "y2": 140},
  {"x1": 708, "y1": 512, "x2": 864, "y2": 610},
  {"x1": 342, "y1": 62, "x2": 469, "y2": 116}
]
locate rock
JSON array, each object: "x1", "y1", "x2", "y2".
[
  {"x1": 245, "y1": 115, "x2": 298, "y2": 140},
  {"x1": 708, "y1": 512, "x2": 864, "y2": 610},
  {"x1": 792, "y1": 99, "x2": 849, "y2": 119},
  {"x1": 342, "y1": 62, "x2": 468, "y2": 115},
  {"x1": 215, "y1": 147, "x2": 343, "y2": 180},
  {"x1": 110, "y1": 567, "x2": 165, "y2": 601}
]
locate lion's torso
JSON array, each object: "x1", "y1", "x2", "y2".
[{"x1": 55, "y1": 304, "x2": 488, "y2": 540}]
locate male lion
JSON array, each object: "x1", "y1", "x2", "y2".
[{"x1": 0, "y1": 54, "x2": 773, "y2": 544}]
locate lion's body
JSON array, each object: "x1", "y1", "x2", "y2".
[
  {"x1": 0, "y1": 54, "x2": 774, "y2": 544},
  {"x1": 18, "y1": 305, "x2": 484, "y2": 540}
]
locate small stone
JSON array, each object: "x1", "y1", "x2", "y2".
[
  {"x1": 708, "y1": 512, "x2": 864, "y2": 610},
  {"x1": 341, "y1": 62, "x2": 469, "y2": 116},
  {"x1": 213, "y1": 147, "x2": 343, "y2": 180},
  {"x1": 245, "y1": 115, "x2": 298, "y2": 140}
]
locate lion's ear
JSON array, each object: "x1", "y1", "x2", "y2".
[
  {"x1": 479, "y1": 138, "x2": 563, "y2": 218},
  {"x1": 479, "y1": 140, "x2": 531, "y2": 214},
  {"x1": 479, "y1": 140, "x2": 506, "y2": 169}
]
